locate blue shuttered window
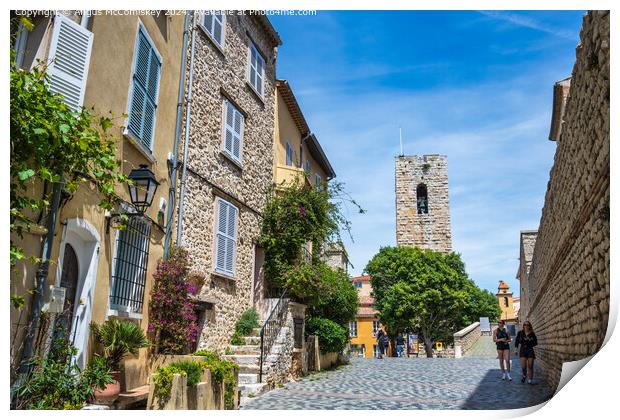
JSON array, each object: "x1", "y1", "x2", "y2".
[
  {"x1": 128, "y1": 27, "x2": 161, "y2": 150},
  {"x1": 248, "y1": 41, "x2": 264, "y2": 96},
  {"x1": 214, "y1": 198, "x2": 238, "y2": 277},
  {"x1": 286, "y1": 142, "x2": 294, "y2": 166}
]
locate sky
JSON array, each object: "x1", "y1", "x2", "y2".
[{"x1": 270, "y1": 10, "x2": 585, "y2": 295}]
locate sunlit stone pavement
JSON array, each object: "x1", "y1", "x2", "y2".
[{"x1": 241, "y1": 354, "x2": 554, "y2": 410}]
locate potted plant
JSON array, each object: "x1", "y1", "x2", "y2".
[{"x1": 90, "y1": 319, "x2": 150, "y2": 404}]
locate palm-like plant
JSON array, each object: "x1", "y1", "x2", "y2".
[{"x1": 90, "y1": 320, "x2": 150, "y2": 371}]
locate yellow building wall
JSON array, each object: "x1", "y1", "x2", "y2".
[
  {"x1": 273, "y1": 89, "x2": 328, "y2": 187},
  {"x1": 10, "y1": 14, "x2": 185, "y2": 388}
]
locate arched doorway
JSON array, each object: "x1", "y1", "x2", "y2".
[{"x1": 57, "y1": 244, "x2": 79, "y2": 338}]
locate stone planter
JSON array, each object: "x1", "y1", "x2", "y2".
[{"x1": 93, "y1": 371, "x2": 121, "y2": 405}]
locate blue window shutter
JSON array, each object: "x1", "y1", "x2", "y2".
[{"x1": 128, "y1": 28, "x2": 160, "y2": 150}]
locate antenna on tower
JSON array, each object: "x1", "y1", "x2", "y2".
[{"x1": 399, "y1": 126, "x2": 404, "y2": 156}]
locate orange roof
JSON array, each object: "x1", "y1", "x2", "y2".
[
  {"x1": 359, "y1": 296, "x2": 375, "y2": 305},
  {"x1": 498, "y1": 280, "x2": 510, "y2": 290},
  {"x1": 352, "y1": 275, "x2": 371, "y2": 282},
  {"x1": 357, "y1": 307, "x2": 378, "y2": 317}
]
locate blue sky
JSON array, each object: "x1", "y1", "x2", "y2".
[{"x1": 270, "y1": 10, "x2": 585, "y2": 295}]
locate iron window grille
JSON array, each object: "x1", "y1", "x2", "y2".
[{"x1": 110, "y1": 216, "x2": 152, "y2": 314}]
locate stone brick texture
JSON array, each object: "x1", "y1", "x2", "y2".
[
  {"x1": 454, "y1": 322, "x2": 481, "y2": 357},
  {"x1": 180, "y1": 12, "x2": 278, "y2": 352},
  {"x1": 524, "y1": 11, "x2": 609, "y2": 391},
  {"x1": 517, "y1": 231, "x2": 537, "y2": 325},
  {"x1": 395, "y1": 155, "x2": 452, "y2": 253}
]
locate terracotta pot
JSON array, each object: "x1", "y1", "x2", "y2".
[{"x1": 93, "y1": 371, "x2": 121, "y2": 405}]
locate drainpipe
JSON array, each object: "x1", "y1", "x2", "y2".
[
  {"x1": 175, "y1": 11, "x2": 197, "y2": 246},
  {"x1": 16, "y1": 175, "x2": 65, "y2": 379},
  {"x1": 163, "y1": 11, "x2": 190, "y2": 259}
]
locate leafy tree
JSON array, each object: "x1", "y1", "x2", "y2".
[
  {"x1": 365, "y1": 246, "x2": 500, "y2": 357},
  {"x1": 308, "y1": 264, "x2": 359, "y2": 327}
]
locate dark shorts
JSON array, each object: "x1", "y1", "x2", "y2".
[
  {"x1": 519, "y1": 347, "x2": 536, "y2": 359},
  {"x1": 496, "y1": 343, "x2": 510, "y2": 351}
]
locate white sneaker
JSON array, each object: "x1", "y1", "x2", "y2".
[
  {"x1": 501, "y1": 373, "x2": 506, "y2": 380},
  {"x1": 527, "y1": 379, "x2": 533, "y2": 385},
  {"x1": 507, "y1": 373, "x2": 512, "y2": 381}
]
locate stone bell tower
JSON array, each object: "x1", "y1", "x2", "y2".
[{"x1": 395, "y1": 154, "x2": 452, "y2": 253}]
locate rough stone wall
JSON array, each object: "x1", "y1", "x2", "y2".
[
  {"x1": 517, "y1": 231, "x2": 537, "y2": 325},
  {"x1": 454, "y1": 322, "x2": 481, "y2": 357},
  {"x1": 525, "y1": 11, "x2": 609, "y2": 391},
  {"x1": 181, "y1": 12, "x2": 278, "y2": 352},
  {"x1": 395, "y1": 155, "x2": 452, "y2": 253}
]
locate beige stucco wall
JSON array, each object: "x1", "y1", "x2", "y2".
[
  {"x1": 10, "y1": 12, "x2": 185, "y2": 376},
  {"x1": 179, "y1": 12, "x2": 278, "y2": 352}
]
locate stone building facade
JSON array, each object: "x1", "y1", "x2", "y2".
[
  {"x1": 395, "y1": 155, "x2": 452, "y2": 253},
  {"x1": 178, "y1": 11, "x2": 281, "y2": 352},
  {"x1": 522, "y1": 11, "x2": 609, "y2": 391}
]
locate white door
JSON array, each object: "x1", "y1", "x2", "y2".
[{"x1": 57, "y1": 219, "x2": 101, "y2": 369}]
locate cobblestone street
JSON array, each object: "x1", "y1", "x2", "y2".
[{"x1": 242, "y1": 351, "x2": 555, "y2": 410}]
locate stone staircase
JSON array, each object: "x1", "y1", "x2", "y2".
[{"x1": 222, "y1": 326, "x2": 290, "y2": 406}]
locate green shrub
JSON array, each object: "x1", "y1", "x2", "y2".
[
  {"x1": 230, "y1": 331, "x2": 245, "y2": 346},
  {"x1": 309, "y1": 264, "x2": 358, "y2": 326},
  {"x1": 190, "y1": 351, "x2": 240, "y2": 409},
  {"x1": 152, "y1": 360, "x2": 203, "y2": 400},
  {"x1": 14, "y1": 333, "x2": 109, "y2": 409},
  {"x1": 305, "y1": 316, "x2": 349, "y2": 354},
  {"x1": 235, "y1": 308, "x2": 260, "y2": 336}
]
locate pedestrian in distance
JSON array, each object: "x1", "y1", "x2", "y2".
[
  {"x1": 493, "y1": 320, "x2": 512, "y2": 381},
  {"x1": 515, "y1": 321, "x2": 538, "y2": 384},
  {"x1": 396, "y1": 333, "x2": 405, "y2": 358},
  {"x1": 376, "y1": 326, "x2": 389, "y2": 358}
]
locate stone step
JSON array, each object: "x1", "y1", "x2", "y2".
[
  {"x1": 230, "y1": 344, "x2": 261, "y2": 355},
  {"x1": 238, "y1": 364, "x2": 260, "y2": 374},
  {"x1": 239, "y1": 383, "x2": 268, "y2": 397},
  {"x1": 224, "y1": 353, "x2": 279, "y2": 365},
  {"x1": 238, "y1": 373, "x2": 259, "y2": 385},
  {"x1": 223, "y1": 354, "x2": 260, "y2": 365},
  {"x1": 244, "y1": 337, "x2": 261, "y2": 345}
]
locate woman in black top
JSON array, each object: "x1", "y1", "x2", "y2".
[
  {"x1": 515, "y1": 321, "x2": 538, "y2": 384},
  {"x1": 493, "y1": 320, "x2": 512, "y2": 380}
]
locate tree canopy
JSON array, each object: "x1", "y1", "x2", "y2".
[{"x1": 365, "y1": 246, "x2": 500, "y2": 356}]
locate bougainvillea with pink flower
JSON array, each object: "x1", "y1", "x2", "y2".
[{"x1": 148, "y1": 246, "x2": 202, "y2": 354}]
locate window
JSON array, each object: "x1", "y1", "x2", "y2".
[
  {"x1": 285, "y1": 142, "x2": 294, "y2": 166},
  {"x1": 47, "y1": 14, "x2": 94, "y2": 110},
  {"x1": 110, "y1": 217, "x2": 152, "y2": 314},
  {"x1": 202, "y1": 10, "x2": 225, "y2": 47},
  {"x1": 247, "y1": 41, "x2": 265, "y2": 97},
  {"x1": 372, "y1": 320, "x2": 381, "y2": 337},
  {"x1": 504, "y1": 296, "x2": 509, "y2": 307},
  {"x1": 222, "y1": 99, "x2": 244, "y2": 163},
  {"x1": 416, "y1": 183, "x2": 428, "y2": 214},
  {"x1": 305, "y1": 159, "x2": 311, "y2": 174},
  {"x1": 214, "y1": 198, "x2": 238, "y2": 277},
  {"x1": 127, "y1": 25, "x2": 161, "y2": 150},
  {"x1": 315, "y1": 174, "x2": 322, "y2": 190},
  {"x1": 349, "y1": 321, "x2": 358, "y2": 337},
  {"x1": 354, "y1": 281, "x2": 362, "y2": 289}
]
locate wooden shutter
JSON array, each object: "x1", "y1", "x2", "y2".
[
  {"x1": 128, "y1": 27, "x2": 161, "y2": 150},
  {"x1": 223, "y1": 100, "x2": 243, "y2": 162},
  {"x1": 47, "y1": 14, "x2": 93, "y2": 110},
  {"x1": 215, "y1": 199, "x2": 237, "y2": 276}
]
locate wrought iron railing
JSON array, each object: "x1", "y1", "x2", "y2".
[{"x1": 259, "y1": 289, "x2": 288, "y2": 383}]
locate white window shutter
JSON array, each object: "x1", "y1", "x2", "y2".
[
  {"x1": 47, "y1": 14, "x2": 93, "y2": 110},
  {"x1": 222, "y1": 100, "x2": 243, "y2": 163},
  {"x1": 215, "y1": 199, "x2": 237, "y2": 276}
]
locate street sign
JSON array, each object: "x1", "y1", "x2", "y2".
[{"x1": 480, "y1": 317, "x2": 491, "y2": 332}]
